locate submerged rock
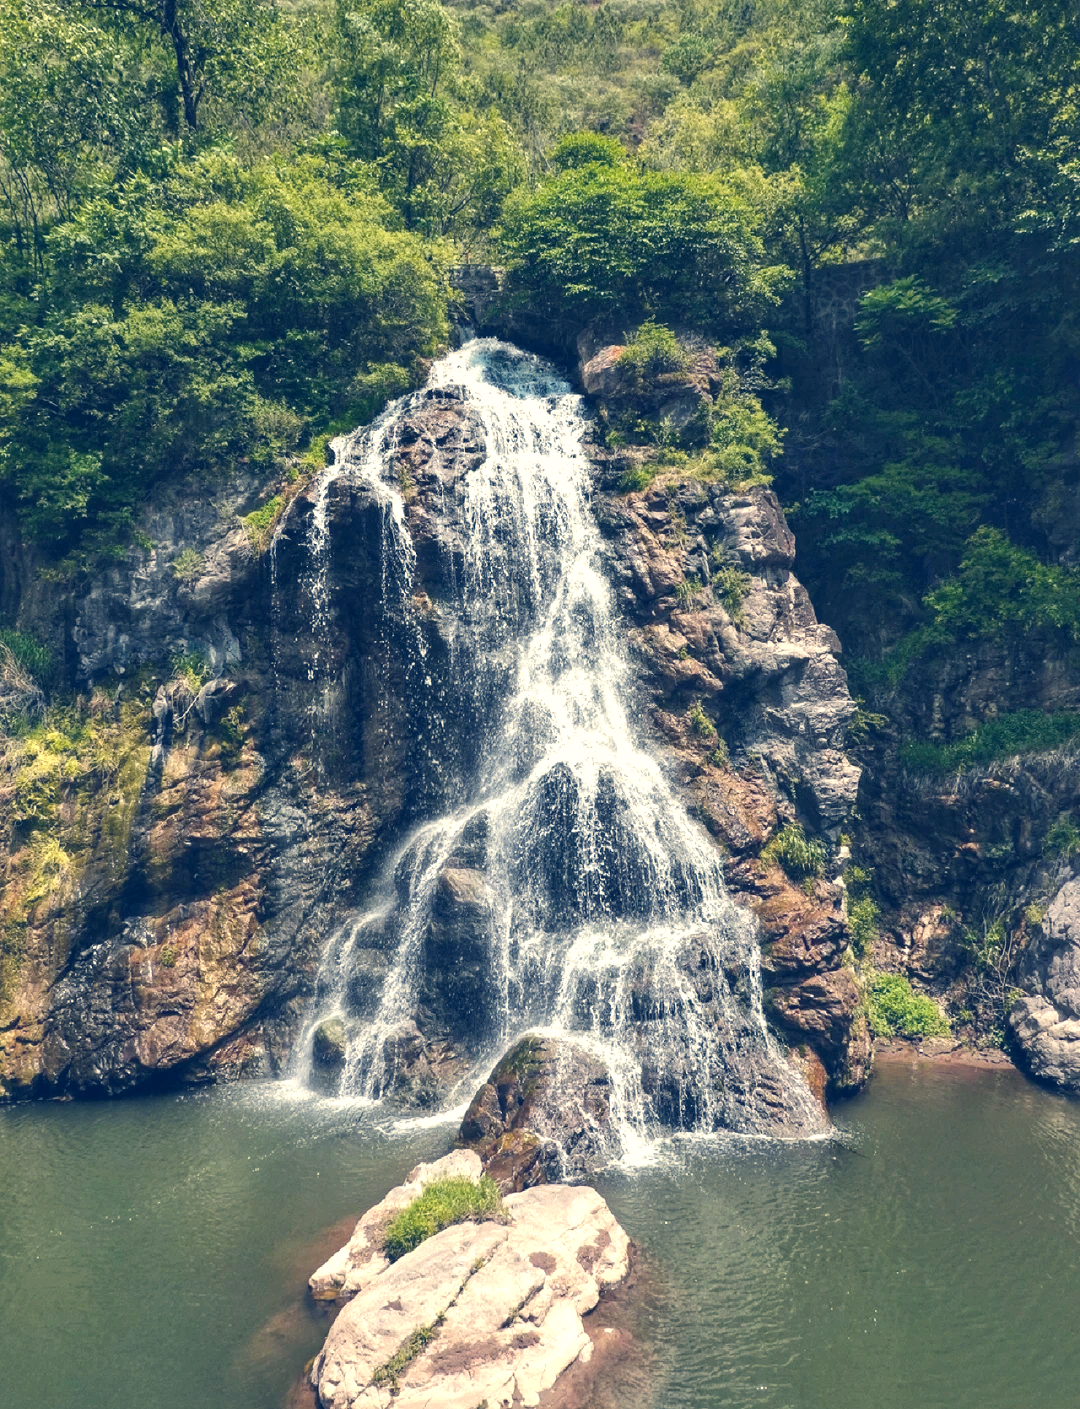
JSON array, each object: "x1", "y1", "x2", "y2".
[{"x1": 309, "y1": 1150, "x2": 631, "y2": 1409}]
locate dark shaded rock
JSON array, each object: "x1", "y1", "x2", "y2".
[
  {"x1": 418, "y1": 865, "x2": 497, "y2": 1053},
  {"x1": 311, "y1": 1018, "x2": 346, "y2": 1092}
]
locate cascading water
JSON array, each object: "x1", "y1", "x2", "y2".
[{"x1": 292, "y1": 338, "x2": 826, "y2": 1157}]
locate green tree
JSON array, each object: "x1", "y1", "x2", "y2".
[
  {"x1": 332, "y1": 0, "x2": 521, "y2": 235},
  {"x1": 498, "y1": 152, "x2": 789, "y2": 332}
]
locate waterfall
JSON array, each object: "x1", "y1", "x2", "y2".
[{"x1": 293, "y1": 338, "x2": 826, "y2": 1155}]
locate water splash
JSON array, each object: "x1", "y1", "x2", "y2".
[{"x1": 294, "y1": 338, "x2": 825, "y2": 1154}]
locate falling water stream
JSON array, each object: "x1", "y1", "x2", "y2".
[{"x1": 290, "y1": 339, "x2": 824, "y2": 1154}]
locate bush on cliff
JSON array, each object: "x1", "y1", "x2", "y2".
[
  {"x1": 497, "y1": 150, "x2": 789, "y2": 335},
  {"x1": 761, "y1": 823, "x2": 826, "y2": 884},
  {"x1": 382, "y1": 1175, "x2": 505, "y2": 1261},
  {"x1": 867, "y1": 972, "x2": 949, "y2": 1040}
]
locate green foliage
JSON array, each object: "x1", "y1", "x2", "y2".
[
  {"x1": 382, "y1": 1175, "x2": 504, "y2": 1262},
  {"x1": 0, "y1": 629, "x2": 55, "y2": 688},
  {"x1": 761, "y1": 823, "x2": 826, "y2": 883},
  {"x1": 0, "y1": 0, "x2": 451, "y2": 558},
  {"x1": 171, "y1": 650, "x2": 209, "y2": 692},
  {"x1": 900, "y1": 711, "x2": 1080, "y2": 775},
  {"x1": 847, "y1": 896, "x2": 879, "y2": 959},
  {"x1": 619, "y1": 464, "x2": 659, "y2": 494},
  {"x1": 1046, "y1": 818, "x2": 1080, "y2": 860},
  {"x1": 711, "y1": 563, "x2": 751, "y2": 620},
  {"x1": 498, "y1": 161, "x2": 788, "y2": 333},
  {"x1": 708, "y1": 740, "x2": 730, "y2": 769},
  {"x1": 372, "y1": 1321, "x2": 441, "y2": 1392},
  {"x1": 688, "y1": 700, "x2": 716, "y2": 740},
  {"x1": 219, "y1": 704, "x2": 245, "y2": 765},
  {"x1": 550, "y1": 132, "x2": 626, "y2": 172},
  {"x1": 172, "y1": 549, "x2": 204, "y2": 586},
  {"x1": 846, "y1": 701, "x2": 888, "y2": 746},
  {"x1": 617, "y1": 321, "x2": 688, "y2": 378},
  {"x1": 866, "y1": 972, "x2": 950, "y2": 1040},
  {"x1": 242, "y1": 497, "x2": 285, "y2": 553},
  {"x1": 332, "y1": 0, "x2": 523, "y2": 235}
]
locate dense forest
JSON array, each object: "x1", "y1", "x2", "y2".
[{"x1": 1, "y1": 0, "x2": 1079, "y2": 702}]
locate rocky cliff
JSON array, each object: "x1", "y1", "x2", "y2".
[{"x1": 0, "y1": 333, "x2": 869, "y2": 1107}]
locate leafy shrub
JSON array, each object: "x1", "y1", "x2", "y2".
[
  {"x1": 498, "y1": 162, "x2": 786, "y2": 332},
  {"x1": 617, "y1": 320, "x2": 689, "y2": 377},
  {"x1": 619, "y1": 464, "x2": 659, "y2": 493},
  {"x1": 1046, "y1": 817, "x2": 1080, "y2": 860},
  {"x1": 688, "y1": 700, "x2": 716, "y2": 739},
  {"x1": 675, "y1": 575, "x2": 702, "y2": 605},
  {"x1": 171, "y1": 649, "x2": 210, "y2": 692},
  {"x1": 712, "y1": 562, "x2": 751, "y2": 620},
  {"x1": 0, "y1": 629, "x2": 55, "y2": 688},
  {"x1": 761, "y1": 823, "x2": 826, "y2": 883},
  {"x1": 382, "y1": 1175, "x2": 504, "y2": 1262},
  {"x1": 847, "y1": 896, "x2": 880, "y2": 958},
  {"x1": 243, "y1": 496, "x2": 284, "y2": 552},
  {"x1": 172, "y1": 549, "x2": 204, "y2": 585},
  {"x1": 867, "y1": 972, "x2": 949, "y2": 1039}
]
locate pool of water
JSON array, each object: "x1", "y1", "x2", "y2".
[{"x1": 2, "y1": 1060, "x2": 1078, "y2": 1409}]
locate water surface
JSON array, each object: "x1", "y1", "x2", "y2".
[{"x1": 2, "y1": 1061, "x2": 1078, "y2": 1409}]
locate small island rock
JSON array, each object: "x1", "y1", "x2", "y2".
[{"x1": 309, "y1": 1150, "x2": 631, "y2": 1409}]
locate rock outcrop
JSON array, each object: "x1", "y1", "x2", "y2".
[
  {"x1": 459, "y1": 1035, "x2": 613, "y2": 1189},
  {"x1": 1009, "y1": 876, "x2": 1080, "y2": 1088},
  {"x1": 309, "y1": 1150, "x2": 631, "y2": 1409}
]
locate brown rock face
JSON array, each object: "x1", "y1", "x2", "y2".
[
  {"x1": 583, "y1": 460, "x2": 865, "y2": 1095},
  {"x1": 766, "y1": 969, "x2": 872, "y2": 1092}
]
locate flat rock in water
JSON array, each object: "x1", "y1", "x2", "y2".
[{"x1": 309, "y1": 1151, "x2": 631, "y2": 1409}]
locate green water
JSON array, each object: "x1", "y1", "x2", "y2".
[{"x1": 2, "y1": 1061, "x2": 1078, "y2": 1409}]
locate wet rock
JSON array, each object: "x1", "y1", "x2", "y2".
[
  {"x1": 418, "y1": 866, "x2": 498, "y2": 1052},
  {"x1": 310, "y1": 1151, "x2": 631, "y2": 1409},
  {"x1": 460, "y1": 1036, "x2": 613, "y2": 1189},
  {"x1": 311, "y1": 1019, "x2": 347, "y2": 1092}
]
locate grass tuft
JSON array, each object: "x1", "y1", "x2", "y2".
[
  {"x1": 761, "y1": 823, "x2": 826, "y2": 884},
  {"x1": 382, "y1": 1175, "x2": 505, "y2": 1263}
]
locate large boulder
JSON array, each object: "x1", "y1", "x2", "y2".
[{"x1": 309, "y1": 1150, "x2": 631, "y2": 1409}]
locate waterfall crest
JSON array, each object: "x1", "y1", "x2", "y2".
[{"x1": 295, "y1": 338, "x2": 826, "y2": 1156}]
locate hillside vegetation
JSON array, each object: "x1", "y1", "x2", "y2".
[{"x1": 0, "y1": 0, "x2": 1077, "y2": 684}]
